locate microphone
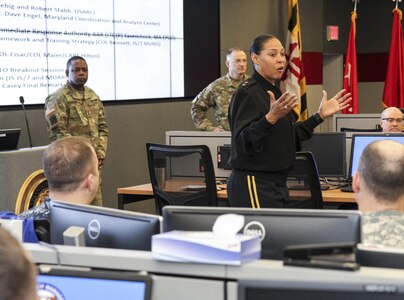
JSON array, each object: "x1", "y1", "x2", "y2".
[{"x1": 19, "y1": 96, "x2": 33, "y2": 148}]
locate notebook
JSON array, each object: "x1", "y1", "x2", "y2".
[
  {"x1": 0, "y1": 128, "x2": 21, "y2": 151},
  {"x1": 341, "y1": 133, "x2": 404, "y2": 192},
  {"x1": 37, "y1": 266, "x2": 152, "y2": 300}
]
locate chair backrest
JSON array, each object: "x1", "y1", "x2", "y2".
[
  {"x1": 15, "y1": 169, "x2": 49, "y2": 214},
  {"x1": 146, "y1": 143, "x2": 218, "y2": 215},
  {"x1": 286, "y1": 151, "x2": 323, "y2": 209},
  {"x1": 340, "y1": 127, "x2": 381, "y2": 132}
]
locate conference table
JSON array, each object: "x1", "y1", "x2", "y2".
[{"x1": 117, "y1": 183, "x2": 356, "y2": 210}]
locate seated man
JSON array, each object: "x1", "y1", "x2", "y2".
[
  {"x1": 19, "y1": 136, "x2": 99, "y2": 221},
  {"x1": 380, "y1": 107, "x2": 403, "y2": 132},
  {"x1": 353, "y1": 140, "x2": 404, "y2": 247},
  {"x1": 0, "y1": 227, "x2": 38, "y2": 300}
]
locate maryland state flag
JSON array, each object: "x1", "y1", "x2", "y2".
[
  {"x1": 282, "y1": 0, "x2": 308, "y2": 121},
  {"x1": 342, "y1": 11, "x2": 358, "y2": 114},
  {"x1": 382, "y1": 8, "x2": 404, "y2": 108}
]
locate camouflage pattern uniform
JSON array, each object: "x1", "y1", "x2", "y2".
[
  {"x1": 362, "y1": 210, "x2": 404, "y2": 248},
  {"x1": 191, "y1": 74, "x2": 249, "y2": 131},
  {"x1": 19, "y1": 198, "x2": 51, "y2": 221},
  {"x1": 44, "y1": 82, "x2": 109, "y2": 206}
]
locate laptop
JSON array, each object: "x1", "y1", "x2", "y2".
[
  {"x1": 0, "y1": 128, "x2": 21, "y2": 151},
  {"x1": 37, "y1": 266, "x2": 152, "y2": 300},
  {"x1": 341, "y1": 133, "x2": 404, "y2": 192}
]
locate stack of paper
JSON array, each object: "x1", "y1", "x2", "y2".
[{"x1": 152, "y1": 230, "x2": 261, "y2": 265}]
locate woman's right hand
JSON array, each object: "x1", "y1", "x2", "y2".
[{"x1": 265, "y1": 91, "x2": 298, "y2": 124}]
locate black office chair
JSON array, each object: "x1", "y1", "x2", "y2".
[
  {"x1": 340, "y1": 126, "x2": 381, "y2": 132},
  {"x1": 146, "y1": 143, "x2": 218, "y2": 215},
  {"x1": 286, "y1": 151, "x2": 323, "y2": 209}
]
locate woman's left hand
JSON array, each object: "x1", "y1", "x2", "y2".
[{"x1": 318, "y1": 89, "x2": 352, "y2": 119}]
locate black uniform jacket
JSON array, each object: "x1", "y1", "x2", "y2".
[{"x1": 228, "y1": 71, "x2": 323, "y2": 174}]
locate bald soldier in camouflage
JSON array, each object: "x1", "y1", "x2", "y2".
[
  {"x1": 353, "y1": 140, "x2": 404, "y2": 248},
  {"x1": 44, "y1": 56, "x2": 108, "y2": 206},
  {"x1": 191, "y1": 47, "x2": 249, "y2": 131}
]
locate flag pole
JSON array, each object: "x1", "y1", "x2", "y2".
[
  {"x1": 394, "y1": 0, "x2": 402, "y2": 10},
  {"x1": 353, "y1": 0, "x2": 358, "y2": 12},
  {"x1": 343, "y1": 0, "x2": 359, "y2": 113}
]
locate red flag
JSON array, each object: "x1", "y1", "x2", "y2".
[
  {"x1": 282, "y1": 0, "x2": 308, "y2": 121},
  {"x1": 342, "y1": 11, "x2": 358, "y2": 114},
  {"x1": 382, "y1": 8, "x2": 404, "y2": 108}
]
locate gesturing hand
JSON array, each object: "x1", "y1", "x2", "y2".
[
  {"x1": 265, "y1": 91, "x2": 298, "y2": 124},
  {"x1": 318, "y1": 89, "x2": 352, "y2": 119}
]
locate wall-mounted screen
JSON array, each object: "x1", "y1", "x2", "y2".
[{"x1": 0, "y1": 0, "x2": 220, "y2": 105}]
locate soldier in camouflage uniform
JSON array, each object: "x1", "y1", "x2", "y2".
[
  {"x1": 361, "y1": 211, "x2": 404, "y2": 248},
  {"x1": 44, "y1": 56, "x2": 108, "y2": 206},
  {"x1": 353, "y1": 140, "x2": 404, "y2": 248},
  {"x1": 191, "y1": 47, "x2": 249, "y2": 131}
]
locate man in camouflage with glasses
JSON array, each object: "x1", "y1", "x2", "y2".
[
  {"x1": 380, "y1": 107, "x2": 403, "y2": 133},
  {"x1": 191, "y1": 47, "x2": 249, "y2": 131},
  {"x1": 44, "y1": 56, "x2": 109, "y2": 207}
]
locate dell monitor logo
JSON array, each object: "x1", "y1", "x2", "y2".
[
  {"x1": 243, "y1": 221, "x2": 266, "y2": 242},
  {"x1": 87, "y1": 219, "x2": 101, "y2": 240}
]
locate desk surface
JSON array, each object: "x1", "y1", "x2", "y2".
[{"x1": 117, "y1": 183, "x2": 356, "y2": 204}]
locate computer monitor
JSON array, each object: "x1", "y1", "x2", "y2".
[
  {"x1": 356, "y1": 243, "x2": 404, "y2": 269},
  {"x1": 300, "y1": 132, "x2": 346, "y2": 178},
  {"x1": 237, "y1": 277, "x2": 404, "y2": 300},
  {"x1": 37, "y1": 266, "x2": 152, "y2": 300},
  {"x1": 348, "y1": 133, "x2": 404, "y2": 179},
  {"x1": 162, "y1": 206, "x2": 361, "y2": 260},
  {"x1": 50, "y1": 201, "x2": 162, "y2": 250},
  {"x1": 0, "y1": 128, "x2": 21, "y2": 151}
]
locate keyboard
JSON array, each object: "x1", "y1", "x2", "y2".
[
  {"x1": 288, "y1": 185, "x2": 330, "y2": 191},
  {"x1": 340, "y1": 185, "x2": 354, "y2": 193}
]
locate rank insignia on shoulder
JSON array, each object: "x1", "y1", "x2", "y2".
[
  {"x1": 241, "y1": 80, "x2": 250, "y2": 86},
  {"x1": 45, "y1": 106, "x2": 59, "y2": 129}
]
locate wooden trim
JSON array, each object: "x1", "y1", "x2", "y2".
[{"x1": 15, "y1": 169, "x2": 49, "y2": 214}]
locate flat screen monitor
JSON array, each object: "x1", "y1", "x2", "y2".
[
  {"x1": 238, "y1": 278, "x2": 404, "y2": 300},
  {"x1": 300, "y1": 132, "x2": 346, "y2": 178},
  {"x1": 50, "y1": 201, "x2": 162, "y2": 250},
  {"x1": 0, "y1": 128, "x2": 21, "y2": 151},
  {"x1": 356, "y1": 243, "x2": 404, "y2": 269},
  {"x1": 348, "y1": 133, "x2": 404, "y2": 179},
  {"x1": 162, "y1": 206, "x2": 361, "y2": 260},
  {"x1": 37, "y1": 266, "x2": 152, "y2": 300}
]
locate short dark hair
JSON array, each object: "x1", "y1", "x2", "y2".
[
  {"x1": 358, "y1": 140, "x2": 404, "y2": 203},
  {"x1": 66, "y1": 56, "x2": 86, "y2": 70},
  {"x1": 44, "y1": 136, "x2": 96, "y2": 192},
  {"x1": 0, "y1": 228, "x2": 36, "y2": 300},
  {"x1": 249, "y1": 34, "x2": 277, "y2": 56}
]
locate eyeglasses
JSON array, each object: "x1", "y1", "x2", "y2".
[{"x1": 381, "y1": 118, "x2": 404, "y2": 123}]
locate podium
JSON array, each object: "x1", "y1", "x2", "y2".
[{"x1": 0, "y1": 145, "x2": 48, "y2": 212}]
